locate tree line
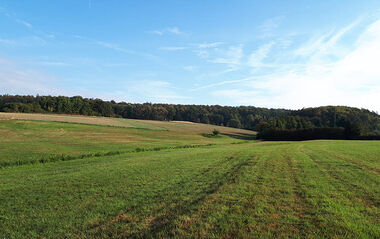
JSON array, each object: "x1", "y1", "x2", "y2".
[{"x1": 1, "y1": 95, "x2": 379, "y2": 137}]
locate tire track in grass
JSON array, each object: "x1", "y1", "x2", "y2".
[
  {"x1": 302, "y1": 145, "x2": 379, "y2": 209},
  {"x1": 133, "y1": 153, "x2": 256, "y2": 238},
  {"x1": 87, "y1": 150, "x2": 257, "y2": 238},
  {"x1": 256, "y1": 145, "x2": 320, "y2": 238},
  {"x1": 318, "y1": 147, "x2": 380, "y2": 175},
  {"x1": 285, "y1": 147, "x2": 313, "y2": 238},
  {"x1": 175, "y1": 144, "x2": 315, "y2": 238},
  {"x1": 180, "y1": 151, "x2": 265, "y2": 239},
  {"x1": 298, "y1": 144, "x2": 380, "y2": 237}
]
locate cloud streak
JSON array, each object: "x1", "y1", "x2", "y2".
[
  {"x1": 248, "y1": 41, "x2": 275, "y2": 68},
  {"x1": 211, "y1": 18, "x2": 380, "y2": 112},
  {"x1": 149, "y1": 27, "x2": 185, "y2": 36},
  {"x1": 159, "y1": 46, "x2": 187, "y2": 51},
  {"x1": 75, "y1": 36, "x2": 158, "y2": 60}
]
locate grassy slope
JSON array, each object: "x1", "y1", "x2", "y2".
[
  {"x1": 0, "y1": 112, "x2": 256, "y2": 136},
  {"x1": 0, "y1": 116, "x2": 379, "y2": 238},
  {"x1": 0, "y1": 114, "x2": 253, "y2": 167}
]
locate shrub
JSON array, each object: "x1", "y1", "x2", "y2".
[{"x1": 212, "y1": 129, "x2": 220, "y2": 136}]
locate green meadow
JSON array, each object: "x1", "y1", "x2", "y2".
[{"x1": 0, "y1": 115, "x2": 379, "y2": 238}]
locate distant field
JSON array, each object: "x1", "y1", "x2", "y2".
[
  {"x1": 0, "y1": 114, "x2": 379, "y2": 238},
  {"x1": 0, "y1": 112, "x2": 256, "y2": 136}
]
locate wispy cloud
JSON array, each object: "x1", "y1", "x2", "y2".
[
  {"x1": 210, "y1": 45, "x2": 243, "y2": 66},
  {"x1": 15, "y1": 19, "x2": 33, "y2": 29},
  {"x1": 0, "y1": 58, "x2": 67, "y2": 96},
  {"x1": 150, "y1": 30, "x2": 164, "y2": 35},
  {"x1": 75, "y1": 36, "x2": 158, "y2": 60},
  {"x1": 0, "y1": 7, "x2": 55, "y2": 39},
  {"x1": 295, "y1": 19, "x2": 360, "y2": 59},
  {"x1": 166, "y1": 27, "x2": 184, "y2": 35},
  {"x1": 0, "y1": 57, "x2": 132, "y2": 102},
  {"x1": 149, "y1": 26, "x2": 185, "y2": 36},
  {"x1": 210, "y1": 18, "x2": 380, "y2": 112},
  {"x1": 183, "y1": 65, "x2": 197, "y2": 71},
  {"x1": 197, "y1": 42, "x2": 224, "y2": 48},
  {"x1": 159, "y1": 46, "x2": 187, "y2": 51},
  {"x1": 0, "y1": 38, "x2": 17, "y2": 45},
  {"x1": 191, "y1": 76, "x2": 256, "y2": 91},
  {"x1": 0, "y1": 36, "x2": 47, "y2": 47},
  {"x1": 35, "y1": 61, "x2": 71, "y2": 67},
  {"x1": 247, "y1": 41, "x2": 275, "y2": 68},
  {"x1": 259, "y1": 16, "x2": 284, "y2": 38}
]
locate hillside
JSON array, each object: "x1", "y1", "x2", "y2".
[
  {"x1": 0, "y1": 112, "x2": 255, "y2": 136},
  {"x1": 0, "y1": 113, "x2": 255, "y2": 167},
  {"x1": 1, "y1": 95, "x2": 379, "y2": 134}
]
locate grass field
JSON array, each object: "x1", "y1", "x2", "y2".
[{"x1": 0, "y1": 113, "x2": 379, "y2": 238}]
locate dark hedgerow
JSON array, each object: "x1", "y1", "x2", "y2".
[{"x1": 257, "y1": 127, "x2": 346, "y2": 141}]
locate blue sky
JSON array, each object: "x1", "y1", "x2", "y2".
[{"x1": 1, "y1": 0, "x2": 380, "y2": 112}]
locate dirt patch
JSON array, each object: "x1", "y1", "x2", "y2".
[{"x1": 171, "y1": 121, "x2": 196, "y2": 124}]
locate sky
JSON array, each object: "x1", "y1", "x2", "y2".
[{"x1": 0, "y1": 0, "x2": 380, "y2": 112}]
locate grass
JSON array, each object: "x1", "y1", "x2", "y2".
[
  {"x1": 0, "y1": 118, "x2": 246, "y2": 167},
  {"x1": 0, "y1": 115, "x2": 379, "y2": 238}
]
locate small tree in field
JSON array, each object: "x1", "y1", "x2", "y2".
[{"x1": 212, "y1": 129, "x2": 220, "y2": 136}]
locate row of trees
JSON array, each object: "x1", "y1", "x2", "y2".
[
  {"x1": 257, "y1": 125, "x2": 380, "y2": 141},
  {"x1": 1, "y1": 95, "x2": 379, "y2": 135},
  {"x1": 257, "y1": 127, "x2": 347, "y2": 141}
]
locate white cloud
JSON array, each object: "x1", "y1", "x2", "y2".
[
  {"x1": 149, "y1": 27, "x2": 185, "y2": 36},
  {"x1": 159, "y1": 46, "x2": 187, "y2": 51},
  {"x1": 259, "y1": 16, "x2": 284, "y2": 37},
  {"x1": 210, "y1": 45, "x2": 243, "y2": 66},
  {"x1": 197, "y1": 50, "x2": 210, "y2": 59},
  {"x1": 0, "y1": 57, "x2": 137, "y2": 103},
  {"x1": 295, "y1": 20, "x2": 359, "y2": 59},
  {"x1": 15, "y1": 19, "x2": 33, "y2": 29},
  {"x1": 35, "y1": 61, "x2": 71, "y2": 67},
  {"x1": 247, "y1": 41, "x2": 275, "y2": 68},
  {"x1": 149, "y1": 30, "x2": 163, "y2": 35},
  {"x1": 191, "y1": 76, "x2": 256, "y2": 91},
  {"x1": 212, "y1": 19, "x2": 380, "y2": 112},
  {"x1": 0, "y1": 58, "x2": 67, "y2": 96},
  {"x1": 166, "y1": 27, "x2": 184, "y2": 35},
  {"x1": 198, "y1": 42, "x2": 224, "y2": 48}
]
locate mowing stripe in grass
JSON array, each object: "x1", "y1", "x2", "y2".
[
  {"x1": 0, "y1": 143, "x2": 218, "y2": 169},
  {"x1": 302, "y1": 145, "x2": 379, "y2": 208},
  {"x1": 296, "y1": 143, "x2": 380, "y2": 238}
]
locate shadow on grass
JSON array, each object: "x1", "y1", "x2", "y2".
[{"x1": 222, "y1": 132, "x2": 257, "y2": 140}]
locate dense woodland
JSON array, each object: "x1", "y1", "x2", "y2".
[{"x1": 1, "y1": 95, "x2": 379, "y2": 138}]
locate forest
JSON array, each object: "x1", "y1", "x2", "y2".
[{"x1": 1, "y1": 95, "x2": 379, "y2": 138}]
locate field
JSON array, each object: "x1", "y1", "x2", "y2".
[{"x1": 0, "y1": 113, "x2": 379, "y2": 238}]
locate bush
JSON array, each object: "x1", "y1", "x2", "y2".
[{"x1": 212, "y1": 129, "x2": 220, "y2": 136}]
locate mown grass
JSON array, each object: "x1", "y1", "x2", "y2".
[
  {"x1": 0, "y1": 119, "x2": 243, "y2": 167},
  {"x1": 0, "y1": 118, "x2": 379, "y2": 238}
]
